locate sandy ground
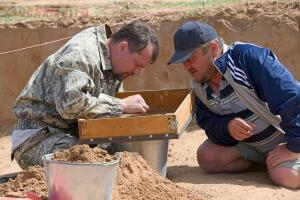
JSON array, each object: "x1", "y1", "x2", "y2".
[
  {"x1": 1, "y1": 0, "x2": 300, "y2": 199},
  {"x1": 0, "y1": 135, "x2": 21, "y2": 176},
  {"x1": 168, "y1": 126, "x2": 300, "y2": 200},
  {"x1": 1, "y1": 124, "x2": 300, "y2": 199}
]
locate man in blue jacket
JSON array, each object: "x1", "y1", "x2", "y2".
[{"x1": 168, "y1": 21, "x2": 300, "y2": 188}]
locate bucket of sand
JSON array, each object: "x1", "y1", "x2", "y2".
[{"x1": 42, "y1": 152, "x2": 121, "y2": 200}]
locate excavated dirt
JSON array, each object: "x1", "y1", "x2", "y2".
[
  {"x1": 113, "y1": 152, "x2": 209, "y2": 200},
  {"x1": 1, "y1": 0, "x2": 300, "y2": 199},
  {"x1": 53, "y1": 144, "x2": 116, "y2": 163},
  {"x1": 0, "y1": 145, "x2": 208, "y2": 200},
  {"x1": 0, "y1": 165, "x2": 47, "y2": 199},
  {"x1": 0, "y1": 0, "x2": 299, "y2": 30}
]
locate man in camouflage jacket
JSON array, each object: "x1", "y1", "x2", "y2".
[{"x1": 11, "y1": 20, "x2": 159, "y2": 169}]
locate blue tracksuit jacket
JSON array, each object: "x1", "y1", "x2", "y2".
[{"x1": 195, "y1": 42, "x2": 300, "y2": 153}]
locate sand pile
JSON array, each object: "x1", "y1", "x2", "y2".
[
  {"x1": 0, "y1": 144, "x2": 206, "y2": 199},
  {"x1": 0, "y1": 165, "x2": 47, "y2": 199},
  {"x1": 53, "y1": 144, "x2": 116, "y2": 163},
  {"x1": 113, "y1": 151, "x2": 206, "y2": 200}
]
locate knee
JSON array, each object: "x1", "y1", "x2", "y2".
[
  {"x1": 197, "y1": 144, "x2": 212, "y2": 166},
  {"x1": 269, "y1": 167, "x2": 300, "y2": 189},
  {"x1": 13, "y1": 147, "x2": 39, "y2": 170},
  {"x1": 196, "y1": 143, "x2": 219, "y2": 173}
]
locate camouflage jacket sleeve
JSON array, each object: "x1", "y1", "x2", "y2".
[{"x1": 53, "y1": 51, "x2": 123, "y2": 119}]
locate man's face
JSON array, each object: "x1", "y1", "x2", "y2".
[
  {"x1": 111, "y1": 42, "x2": 153, "y2": 81},
  {"x1": 182, "y1": 46, "x2": 216, "y2": 83}
]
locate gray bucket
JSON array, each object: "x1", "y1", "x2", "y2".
[
  {"x1": 118, "y1": 140, "x2": 169, "y2": 177},
  {"x1": 42, "y1": 152, "x2": 121, "y2": 200}
]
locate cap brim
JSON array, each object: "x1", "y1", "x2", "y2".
[{"x1": 167, "y1": 49, "x2": 195, "y2": 65}]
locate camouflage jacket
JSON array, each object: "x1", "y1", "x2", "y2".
[{"x1": 13, "y1": 25, "x2": 123, "y2": 136}]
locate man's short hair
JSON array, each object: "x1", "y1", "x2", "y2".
[
  {"x1": 201, "y1": 37, "x2": 224, "y2": 54},
  {"x1": 112, "y1": 20, "x2": 159, "y2": 64}
]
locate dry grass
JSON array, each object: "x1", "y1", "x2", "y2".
[{"x1": 0, "y1": 0, "x2": 244, "y2": 25}]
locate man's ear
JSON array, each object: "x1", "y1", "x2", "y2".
[
  {"x1": 210, "y1": 42, "x2": 219, "y2": 58},
  {"x1": 118, "y1": 41, "x2": 129, "y2": 53}
]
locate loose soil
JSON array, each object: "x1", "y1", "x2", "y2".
[
  {"x1": 1, "y1": 0, "x2": 300, "y2": 199},
  {"x1": 113, "y1": 151, "x2": 209, "y2": 200},
  {"x1": 53, "y1": 144, "x2": 116, "y2": 163},
  {"x1": 1, "y1": 128, "x2": 300, "y2": 199},
  {"x1": 0, "y1": 165, "x2": 47, "y2": 199},
  {"x1": 0, "y1": 145, "x2": 207, "y2": 200}
]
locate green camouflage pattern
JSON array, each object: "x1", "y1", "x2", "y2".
[
  {"x1": 13, "y1": 128, "x2": 78, "y2": 169},
  {"x1": 13, "y1": 25, "x2": 123, "y2": 136}
]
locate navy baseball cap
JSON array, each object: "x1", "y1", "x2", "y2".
[{"x1": 167, "y1": 21, "x2": 217, "y2": 65}]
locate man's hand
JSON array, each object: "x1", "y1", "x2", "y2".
[
  {"x1": 120, "y1": 94, "x2": 149, "y2": 114},
  {"x1": 267, "y1": 144, "x2": 300, "y2": 170},
  {"x1": 228, "y1": 118, "x2": 255, "y2": 141}
]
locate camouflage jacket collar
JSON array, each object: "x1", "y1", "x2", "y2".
[{"x1": 96, "y1": 24, "x2": 112, "y2": 71}]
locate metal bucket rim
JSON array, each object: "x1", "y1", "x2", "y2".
[{"x1": 42, "y1": 152, "x2": 121, "y2": 166}]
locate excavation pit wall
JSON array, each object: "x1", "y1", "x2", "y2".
[{"x1": 1, "y1": 8, "x2": 300, "y2": 131}]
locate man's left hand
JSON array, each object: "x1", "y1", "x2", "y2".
[{"x1": 266, "y1": 144, "x2": 300, "y2": 170}]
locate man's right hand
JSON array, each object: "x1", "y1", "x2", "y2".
[
  {"x1": 228, "y1": 118, "x2": 255, "y2": 141},
  {"x1": 120, "y1": 94, "x2": 149, "y2": 114}
]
